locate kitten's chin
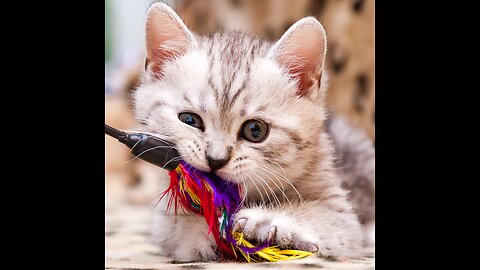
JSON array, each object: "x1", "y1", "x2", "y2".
[
  {"x1": 214, "y1": 170, "x2": 242, "y2": 184},
  {"x1": 181, "y1": 156, "x2": 241, "y2": 183}
]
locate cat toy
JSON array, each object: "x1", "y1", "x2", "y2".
[{"x1": 105, "y1": 124, "x2": 313, "y2": 262}]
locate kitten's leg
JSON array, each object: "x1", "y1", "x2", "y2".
[
  {"x1": 151, "y1": 172, "x2": 218, "y2": 262},
  {"x1": 233, "y1": 200, "x2": 363, "y2": 257},
  {"x1": 152, "y1": 211, "x2": 218, "y2": 262}
]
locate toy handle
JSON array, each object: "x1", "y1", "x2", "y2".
[{"x1": 105, "y1": 124, "x2": 181, "y2": 170}]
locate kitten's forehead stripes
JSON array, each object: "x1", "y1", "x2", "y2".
[
  {"x1": 202, "y1": 32, "x2": 271, "y2": 129},
  {"x1": 207, "y1": 45, "x2": 220, "y2": 103},
  {"x1": 182, "y1": 94, "x2": 192, "y2": 104},
  {"x1": 229, "y1": 46, "x2": 254, "y2": 109},
  {"x1": 208, "y1": 77, "x2": 220, "y2": 103}
]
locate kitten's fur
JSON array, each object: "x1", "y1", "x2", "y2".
[{"x1": 134, "y1": 3, "x2": 373, "y2": 261}]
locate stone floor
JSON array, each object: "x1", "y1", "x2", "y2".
[{"x1": 105, "y1": 202, "x2": 375, "y2": 270}]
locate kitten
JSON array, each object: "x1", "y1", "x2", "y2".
[{"x1": 134, "y1": 3, "x2": 369, "y2": 261}]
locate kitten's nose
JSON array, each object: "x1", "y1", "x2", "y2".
[{"x1": 206, "y1": 155, "x2": 230, "y2": 172}]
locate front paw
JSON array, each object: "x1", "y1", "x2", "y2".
[{"x1": 232, "y1": 208, "x2": 318, "y2": 253}]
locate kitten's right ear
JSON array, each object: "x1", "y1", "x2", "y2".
[
  {"x1": 145, "y1": 3, "x2": 196, "y2": 78},
  {"x1": 268, "y1": 17, "x2": 327, "y2": 97}
]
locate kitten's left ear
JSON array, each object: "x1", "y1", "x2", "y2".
[
  {"x1": 145, "y1": 3, "x2": 196, "y2": 78},
  {"x1": 268, "y1": 17, "x2": 327, "y2": 97}
]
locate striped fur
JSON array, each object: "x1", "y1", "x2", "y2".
[{"x1": 134, "y1": 3, "x2": 370, "y2": 262}]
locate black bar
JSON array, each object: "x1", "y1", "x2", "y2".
[{"x1": 105, "y1": 124, "x2": 126, "y2": 140}]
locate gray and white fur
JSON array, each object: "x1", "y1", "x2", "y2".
[{"x1": 133, "y1": 3, "x2": 374, "y2": 261}]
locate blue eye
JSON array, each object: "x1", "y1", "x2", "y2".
[
  {"x1": 178, "y1": 112, "x2": 204, "y2": 130},
  {"x1": 240, "y1": 119, "x2": 269, "y2": 143}
]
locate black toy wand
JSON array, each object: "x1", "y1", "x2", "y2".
[{"x1": 105, "y1": 124, "x2": 180, "y2": 170}]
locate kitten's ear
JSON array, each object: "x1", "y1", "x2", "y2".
[
  {"x1": 268, "y1": 17, "x2": 327, "y2": 97},
  {"x1": 145, "y1": 3, "x2": 196, "y2": 77}
]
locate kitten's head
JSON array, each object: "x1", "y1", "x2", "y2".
[{"x1": 134, "y1": 3, "x2": 329, "y2": 199}]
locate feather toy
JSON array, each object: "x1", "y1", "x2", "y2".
[
  {"x1": 104, "y1": 124, "x2": 313, "y2": 262},
  {"x1": 161, "y1": 161, "x2": 313, "y2": 262}
]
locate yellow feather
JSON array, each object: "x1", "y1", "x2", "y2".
[
  {"x1": 178, "y1": 173, "x2": 202, "y2": 206},
  {"x1": 233, "y1": 232, "x2": 313, "y2": 262}
]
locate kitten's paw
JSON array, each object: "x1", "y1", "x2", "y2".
[
  {"x1": 154, "y1": 214, "x2": 219, "y2": 262},
  {"x1": 168, "y1": 239, "x2": 219, "y2": 262},
  {"x1": 233, "y1": 208, "x2": 318, "y2": 253},
  {"x1": 196, "y1": 242, "x2": 219, "y2": 261}
]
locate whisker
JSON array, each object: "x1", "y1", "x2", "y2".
[
  {"x1": 257, "y1": 164, "x2": 286, "y2": 191},
  {"x1": 246, "y1": 173, "x2": 266, "y2": 204},
  {"x1": 260, "y1": 162, "x2": 305, "y2": 204},
  {"x1": 123, "y1": 130, "x2": 174, "y2": 146},
  {"x1": 263, "y1": 157, "x2": 287, "y2": 177},
  {"x1": 239, "y1": 175, "x2": 248, "y2": 206},
  {"x1": 247, "y1": 170, "x2": 274, "y2": 207},
  {"x1": 254, "y1": 169, "x2": 282, "y2": 208},
  {"x1": 128, "y1": 135, "x2": 150, "y2": 153},
  {"x1": 121, "y1": 145, "x2": 175, "y2": 165},
  {"x1": 256, "y1": 166, "x2": 293, "y2": 208},
  {"x1": 162, "y1": 157, "x2": 183, "y2": 170}
]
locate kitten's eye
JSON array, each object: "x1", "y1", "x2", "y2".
[
  {"x1": 240, "y1": 120, "x2": 269, "y2": 143},
  {"x1": 178, "y1": 112, "x2": 204, "y2": 130}
]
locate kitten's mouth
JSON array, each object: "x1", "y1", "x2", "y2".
[
  {"x1": 177, "y1": 154, "x2": 240, "y2": 183},
  {"x1": 213, "y1": 170, "x2": 241, "y2": 184}
]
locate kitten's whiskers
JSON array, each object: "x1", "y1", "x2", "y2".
[
  {"x1": 256, "y1": 166, "x2": 293, "y2": 208},
  {"x1": 261, "y1": 162, "x2": 305, "y2": 204},
  {"x1": 239, "y1": 175, "x2": 248, "y2": 206},
  {"x1": 121, "y1": 145, "x2": 175, "y2": 165},
  {"x1": 161, "y1": 156, "x2": 182, "y2": 170},
  {"x1": 246, "y1": 174, "x2": 266, "y2": 204},
  {"x1": 247, "y1": 170, "x2": 277, "y2": 207},
  {"x1": 264, "y1": 157, "x2": 287, "y2": 177},
  {"x1": 254, "y1": 169, "x2": 285, "y2": 208}
]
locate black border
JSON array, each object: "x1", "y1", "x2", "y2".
[
  {"x1": 6, "y1": 0, "x2": 471, "y2": 268},
  {"x1": 5, "y1": 2, "x2": 105, "y2": 268},
  {"x1": 375, "y1": 1, "x2": 472, "y2": 267}
]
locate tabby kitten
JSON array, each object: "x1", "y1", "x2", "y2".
[{"x1": 134, "y1": 3, "x2": 365, "y2": 261}]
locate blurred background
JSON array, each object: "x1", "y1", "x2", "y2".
[{"x1": 105, "y1": 0, "x2": 374, "y2": 205}]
